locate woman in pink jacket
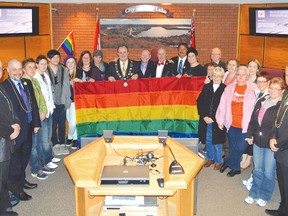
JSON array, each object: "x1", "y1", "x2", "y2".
[{"x1": 216, "y1": 66, "x2": 257, "y2": 177}]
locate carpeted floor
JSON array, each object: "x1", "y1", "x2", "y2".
[{"x1": 14, "y1": 147, "x2": 280, "y2": 216}]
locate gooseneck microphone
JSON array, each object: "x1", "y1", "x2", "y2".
[{"x1": 158, "y1": 130, "x2": 185, "y2": 174}]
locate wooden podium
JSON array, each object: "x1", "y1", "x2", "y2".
[{"x1": 64, "y1": 136, "x2": 204, "y2": 216}]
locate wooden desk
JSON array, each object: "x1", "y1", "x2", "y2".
[{"x1": 64, "y1": 136, "x2": 204, "y2": 216}]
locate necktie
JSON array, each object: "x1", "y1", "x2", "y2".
[
  {"x1": 178, "y1": 59, "x2": 183, "y2": 75},
  {"x1": 158, "y1": 62, "x2": 164, "y2": 66},
  {"x1": 18, "y1": 83, "x2": 32, "y2": 123},
  {"x1": 142, "y1": 64, "x2": 146, "y2": 75},
  {"x1": 258, "y1": 92, "x2": 263, "y2": 99},
  {"x1": 122, "y1": 62, "x2": 126, "y2": 77}
]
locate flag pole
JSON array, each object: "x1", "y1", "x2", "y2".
[{"x1": 56, "y1": 30, "x2": 74, "y2": 50}]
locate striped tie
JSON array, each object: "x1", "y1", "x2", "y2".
[{"x1": 178, "y1": 59, "x2": 183, "y2": 75}]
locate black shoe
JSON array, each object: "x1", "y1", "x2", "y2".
[
  {"x1": 23, "y1": 180, "x2": 37, "y2": 190},
  {"x1": 265, "y1": 209, "x2": 280, "y2": 216},
  {"x1": 71, "y1": 140, "x2": 78, "y2": 150},
  {"x1": 19, "y1": 191, "x2": 32, "y2": 201},
  {"x1": 66, "y1": 139, "x2": 72, "y2": 146},
  {"x1": 0, "y1": 208, "x2": 18, "y2": 216},
  {"x1": 219, "y1": 162, "x2": 228, "y2": 173},
  {"x1": 227, "y1": 169, "x2": 241, "y2": 177}
]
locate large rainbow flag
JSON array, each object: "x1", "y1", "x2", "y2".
[{"x1": 75, "y1": 77, "x2": 205, "y2": 138}]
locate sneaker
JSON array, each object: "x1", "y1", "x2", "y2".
[
  {"x1": 66, "y1": 139, "x2": 72, "y2": 146},
  {"x1": 256, "y1": 199, "x2": 267, "y2": 207},
  {"x1": 71, "y1": 140, "x2": 78, "y2": 150},
  {"x1": 47, "y1": 162, "x2": 58, "y2": 169},
  {"x1": 242, "y1": 175, "x2": 253, "y2": 186},
  {"x1": 244, "y1": 196, "x2": 257, "y2": 205},
  {"x1": 53, "y1": 144, "x2": 62, "y2": 156},
  {"x1": 31, "y1": 170, "x2": 48, "y2": 180},
  {"x1": 51, "y1": 157, "x2": 61, "y2": 163},
  {"x1": 60, "y1": 144, "x2": 69, "y2": 155},
  {"x1": 246, "y1": 183, "x2": 252, "y2": 191},
  {"x1": 42, "y1": 166, "x2": 55, "y2": 174}
]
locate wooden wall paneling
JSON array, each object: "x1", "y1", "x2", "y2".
[
  {"x1": 267, "y1": 3, "x2": 288, "y2": 7},
  {"x1": 239, "y1": 4, "x2": 266, "y2": 35},
  {"x1": 0, "y1": 3, "x2": 22, "y2": 6},
  {"x1": 25, "y1": 35, "x2": 51, "y2": 59},
  {"x1": 0, "y1": 37, "x2": 25, "y2": 83},
  {"x1": 264, "y1": 37, "x2": 288, "y2": 69},
  {"x1": 23, "y1": 3, "x2": 51, "y2": 35},
  {"x1": 0, "y1": 37, "x2": 25, "y2": 66},
  {"x1": 238, "y1": 35, "x2": 264, "y2": 65}
]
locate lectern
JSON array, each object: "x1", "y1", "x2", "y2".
[{"x1": 64, "y1": 136, "x2": 204, "y2": 216}]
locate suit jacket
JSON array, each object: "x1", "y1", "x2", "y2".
[
  {"x1": 1, "y1": 78, "x2": 41, "y2": 144},
  {"x1": 0, "y1": 86, "x2": 20, "y2": 162},
  {"x1": 150, "y1": 60, "x2": 177, "y2": 78},
  {"x1": 171, "y1": 56, "x2": 190, "y2": 74},
  {"x1": 106, "y1": 59, "x2": 141, "y2": 80},
  {"x1": 204, "y1": 60, "x2": 227, "y2": 72},
  {"x1": 137, "y1": 60, "x2": 154, "y2": 78}
]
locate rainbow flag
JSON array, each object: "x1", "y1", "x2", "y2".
[
  {"x1": 60, "y1": 31, "x2": 76, "y2": 56},
  {"x1": 74, "y1": 77, "x2": 205, "y2": 138}
]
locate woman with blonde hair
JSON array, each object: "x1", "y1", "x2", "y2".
[
  {"x1": 197, "y1": 67, "x2": 226, "y2": 170},
  {"x1": 64, "y1": 55, "x2": 78, "y2": 150}
]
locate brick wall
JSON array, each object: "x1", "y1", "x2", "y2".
[{"x1": 52, "y1": 3, "x2": 239, "y2": 65}]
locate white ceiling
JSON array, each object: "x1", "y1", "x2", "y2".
[{"x1": 0, "y1": 0, "x2": 287, "y2": 4}]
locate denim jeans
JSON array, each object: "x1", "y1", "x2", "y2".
[
  {"x1": 40, "y1": 116, "x2": 53, "y2": 165},
  {"x1": 249, "y1": 144, "x2": 276, "y2": 201},
  {"x1": 29, "y1": 116, "x2": 53, "y2": 173},
  {"x1": 66, "y1": 102, "x2": 77, "y2": 140},
  {"x1": 206, "y1": 124, "x2": 223, "y2": 164},
  {"x1": 29, "y1": 132, "x2": 43, "y2": 174},
  {"x1": 226, "y1": 126, "x2": 247, "y2": 170},
  {"x1": 52, "y1": 104, "x2": 66, "y2": 145}
]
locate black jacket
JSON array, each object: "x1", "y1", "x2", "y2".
[
  {"x1": 137, "y1": 60, "x2": 155, "y2": 78},
  {"x1": 150, "y1": 60, "x2": 177, "y2": 78},
  {"x1": 246, "y1": 96, "x2": 280, "y2": 148},
  {"x1": 106, "y1": 59, "x2": 141, "y2": 80},
  {"x1": 197, "y1": 82, "x2": 226, "y2": 144}
]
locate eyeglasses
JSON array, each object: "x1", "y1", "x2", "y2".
[
  {"x1": 269, "y1": 87, "x2": 282, "y2": 92},
  {"x1": 257, "y1": 80, "x2": 268, "y2": 84}
]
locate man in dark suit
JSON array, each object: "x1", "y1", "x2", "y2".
[
  {"x1": 0, "y1": 60, "x2": 20, "y2": 216},
  {"x1": 106, "y1": 45, "x2": 140, "y2": 81},
  {"x1": 1, "y1": 59, "x2": 41, "y2": 201},
  {"x1": 171, "y1": 43, "x2": 190, "y2": 76},
  {"x1": 137, "y1": 49, "x2": 154, "y2": 78},
  {"x1": 151, "y1": 48, "x2": 177, "y2": 78},
  {"x1": 204, "y1": 47, "x2": 227, "y2": 72}
]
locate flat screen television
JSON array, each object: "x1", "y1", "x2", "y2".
[
  {"x1": 249, "y1": 7, "x2": 288, "y2": 37},
  {"x1": 0, "y1": 6, "x2": 39, "y2": 36}
]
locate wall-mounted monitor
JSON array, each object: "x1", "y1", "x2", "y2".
[
  {"x1": 0, "y1": 6, "x2": 39, "y2": 37},
  {"x1": 249, "y1": 7, "x2": 288, "y2": 37}
]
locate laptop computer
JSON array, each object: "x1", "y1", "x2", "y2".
[{"x1": 100, "y1": 165, "x2": 150, "y2": 186}]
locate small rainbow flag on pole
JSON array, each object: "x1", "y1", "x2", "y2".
[
  {"x1": 57, "y1": 31, "x2": 76, "y2": 56},
  {"x1": 74, "y1": 77, "x2": 205, "y2": 138}
]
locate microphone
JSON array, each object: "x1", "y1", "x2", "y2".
[{"x1": 158, "y1": 130, "x2": 185, "y2": 174}]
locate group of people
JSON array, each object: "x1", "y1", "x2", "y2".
[
  {"x1": 0, "y1": 42, "x2": 287, "y2": 216},
  {"x1": 197, "y1": 55, "x2": 288, "y2": 215}
]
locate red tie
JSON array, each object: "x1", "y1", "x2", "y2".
[{"x1": 158, "y1": 61, "x2": 164, "y2": 66}]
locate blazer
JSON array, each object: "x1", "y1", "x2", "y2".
[
  {"x1": 171, "y1": 56, "x2": 190, "y2": 74},
  {"x1": 150, "y1": 60, "x2": 177, "y2": 78},
  {"x1": 137, "y1": 60, "x2": 155, "y2": 78},
  {"x1": 1, "y1": 78, "x2": 41, "y2": 144},
  {"x1": 106, "y1": 59, "x2": 141, "y2": 80},
  {"x1": 197, "y1": 82, "x2": 226, "y2": 144},
  {"x1": 0, "y1": 86, "x2": 20, "y2": 162}
]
